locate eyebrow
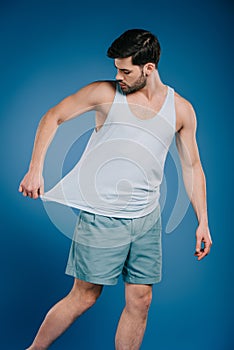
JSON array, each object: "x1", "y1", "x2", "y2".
[{"x1": 114, "y1": 63, "x2": 132, "y2": 72}]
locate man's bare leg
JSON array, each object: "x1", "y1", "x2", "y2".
[
  {"x1": 115, "y1": 283, "x2": 152, "y2": 350},
  {"x1": 26, "y1": 278, "x2": 103, "y2": 350}
]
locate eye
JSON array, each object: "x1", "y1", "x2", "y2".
[{"x1": 124, "y1": 71, "x2": 131, "y2": 75}]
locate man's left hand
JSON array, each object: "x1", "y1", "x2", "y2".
[{"x1": 194, "y1": 223, "x2": 212, "y2": 261}]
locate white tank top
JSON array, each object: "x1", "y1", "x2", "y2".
[{"x1": 41, "y1": 82, "x2": 176, "y2": 218}]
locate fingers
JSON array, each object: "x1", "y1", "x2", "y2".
[
  {"x1": 39, "y1": 183, "x2": 44, "y2": 196},
  {"x1": 19, "y1": 184, "x2": 30, "y2": 197},
  {"x1": 194, "y1": 238, "x2": 212, "y2": 261},
  {"x1": 32, "y1": 189, "x2": 40, "y2": 199},
  {"x1": 194, "y1": 249, "x2": 206, "y2": 261},
  {"x1": 194, "y1": 250, "x2": 203, "y2": 260},
  {"x1": 18, "y1": 186, "x2": 41, "y2": 199},
  {"x1": 195, "y1": 237, "x2": 202, "y2": 258},
  {"x1": 202, "y1": 240, "x2": 212, "y2": 259}
]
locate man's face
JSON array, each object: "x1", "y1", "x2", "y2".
[{"x1": 114, "y1": 57, "x2": 147, "y2": 94}]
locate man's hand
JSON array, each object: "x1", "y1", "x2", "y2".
[
  {"x1": 194, "y1": 222, "x2": 212, "y2": 261},
  {"x1": 18, "y1": 171, "x2": 44, "y2": 200}
]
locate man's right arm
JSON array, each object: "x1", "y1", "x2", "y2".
[{"x1": 18, "y1": 81, "x2": 114, "y2": 199}]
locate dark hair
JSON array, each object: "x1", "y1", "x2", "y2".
[{"x1": 107, "y1": 29, "x2": 161, "y2": 69}]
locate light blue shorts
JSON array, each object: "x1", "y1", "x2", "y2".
[{"x1": 65, "y1": 205, "x2": 162, "y2": 285}]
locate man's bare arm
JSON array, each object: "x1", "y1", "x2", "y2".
[
  {"x1": 18, "y1": 81, "x2": 114, "y2": 199},
  {"x1": 175, "y1": 97, "x2": 212, "y2": 260}
]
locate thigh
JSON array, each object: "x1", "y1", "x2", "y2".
[
  {"x1": 123, "y1": 207, "x2": 162, "y2": 285},
  {"x1": 66, "y1": 210, "x2": 132, "y2": 285}
]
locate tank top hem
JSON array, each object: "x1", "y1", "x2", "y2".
[{"x1": 41, "y1": 194, "x2": 160, "y2": 218}]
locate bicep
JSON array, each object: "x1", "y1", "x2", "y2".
[
  {"x1": 176, "y1": 103, "x2": 201, "y2": 169},
  {"x1": 51, "y1": 82, "x2": 105, "y2": 124}
]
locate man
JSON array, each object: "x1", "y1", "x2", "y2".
[{"x1": 19, "y1": 29, "x2": 212, "y2": 350}]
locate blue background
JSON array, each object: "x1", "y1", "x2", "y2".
[{"x1": 1, "y1": 0, "x2": 233, "y2": 349}]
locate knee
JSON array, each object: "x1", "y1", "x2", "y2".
[
  {"x1": 80, "y1": 289, "x2": 101, "y2": 308},
  {"x1": 70, "y1": 279, "x2": 103, "y2": 308},
  {"x1": 126, "y1": 289, "x2": 152, "y2": 317}
]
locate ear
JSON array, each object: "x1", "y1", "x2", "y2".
[{"x1": 143, "y1": 63, "x2": 155, "y2": 76}]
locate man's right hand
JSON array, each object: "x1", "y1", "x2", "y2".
[{"x1": 18, "y1": 171, "x2": 44, "y2": 199}]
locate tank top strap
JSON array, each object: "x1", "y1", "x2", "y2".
[
  {"x1": 114, "y1": 82, "x2": 127, "y2": 103},
  {"x1": 159, "y1": 86, "x2": 176, "y2": 130},
  {"x1": 103, "y1": 82, "x2": 127, "y2": 125}
]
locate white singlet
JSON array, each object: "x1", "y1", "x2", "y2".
[{"x1": 41, "y1": 82, "x2": 176, "y2": 218}]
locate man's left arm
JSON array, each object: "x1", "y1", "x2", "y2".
[{"x1": 175, "y1": 98, "x2": 212, "y2": 261}]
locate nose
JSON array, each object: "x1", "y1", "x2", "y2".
[{"x1": 115, "y1": 70, "x2": 123, "y2": 81}]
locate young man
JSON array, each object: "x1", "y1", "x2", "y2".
[{"x1": 19, "y1": 29, "x2": 212, "y2": 350}]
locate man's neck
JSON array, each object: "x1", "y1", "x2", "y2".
[{"x1": 139, "y1": 70, "x2": 165, "y2": 101}]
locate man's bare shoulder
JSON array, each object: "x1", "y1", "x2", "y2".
[
  {"x1": 174, "y1": 90, "x2": 196, "y2": 132},
  {"x1": 85, "y1": 80, "x2": 117, "y2": 105}
]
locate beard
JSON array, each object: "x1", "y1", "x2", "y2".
[{"x1": 119, "y1": 70, "x2": 147, "y2": 95}]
